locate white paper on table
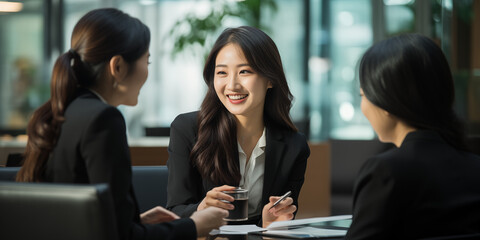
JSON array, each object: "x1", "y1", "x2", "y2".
[
  {"x1": 263, "y1": 227, "x2": 347, "y2": 238},
  {"x1": 267, "y1": 215, "x2": 352, "y2": 229},
  {"x1": 209, "y1": 224, "x2": 266, "y2": 235}
]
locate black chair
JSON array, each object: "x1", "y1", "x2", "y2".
[
  {"x1": 0, "y1": 166, "x2": 170, "y2": 214},
  {"x1": 6, "y1": 153, "x2": 23, "y2": 167},
  {"x1": 131, "y1": 165, "x2": 169, "y2": 212},
  {"x1": 0, "y1": 166, "x2": 20, "y2": 181},
  {"x1": 145, "y1": 127, "x2": 170, "y2": 137},
  {"x1": 0, "y1": 128, "x2": 26, "y2": 136},
  {"x1": 330, "y1": 139, "x2": 394, "y2": 215},
  {"x1": 0, "y1": 181, "x2": 118, "y2": 240}
]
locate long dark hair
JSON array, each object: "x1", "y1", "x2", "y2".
[
  {"x1": 191, "y1": 26, "x2": 297, "y2": 185},
  {"x1": 359, "y1": 33, "x2": 466, "y2": 150},
  {"x1": 17, "y1": 8, "x2": 150, "y2": 182}
]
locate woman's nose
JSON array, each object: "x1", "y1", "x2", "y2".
[{"x1": 226, "y1": 74, "x2": 240, "y2": 90}]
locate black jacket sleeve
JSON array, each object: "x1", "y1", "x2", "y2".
[
  {"x1": 166, "y1": 112, "x2": 204, "y2": 218},
  {"x1": 345, "y1": 157, "x2": 398, "y2": 240},
  {"x1": 82, "y1": 106, "x2": 197, "y2": 240}
]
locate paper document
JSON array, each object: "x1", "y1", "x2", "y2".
[
  {"x1": 209, "y1": 215, "x2": 352, "y2": 237},
  {"x1": 261, "y1": 227, "x2": 347, "y2": 238},
  {"x1": 267, "y1": 214, "x2": 352, "y2": 229},
  {"x1": 210, "y1": 224, "x2": 266, "y2": 235}
]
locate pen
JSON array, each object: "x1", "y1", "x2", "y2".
[{"x1": 269, "y1": 191, "x2": 292, "y2": 210}]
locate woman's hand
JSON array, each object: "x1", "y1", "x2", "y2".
[
  {"x1": 262, "y1": 196, "x2": 296, "y2": 228},
  {"x1": 140, "y1": 206, "x2": 180, "y2": 224},
  {"x1": 197, "y1": 185, "x2": 236, "y2": 211},
  {"x1": 190, "y1": 207, "x2": 229, "y2": 237}
]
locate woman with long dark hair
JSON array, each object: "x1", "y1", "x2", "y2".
[
  {"x1": 346, "y1": 33, "x2": 480, "y2": 239},
  {"x1": 166, "y1": 26, "x2": 310, "y2": 227},
  {"x1": 16, "y1": 8, "x2": 227, "y2": 239}
]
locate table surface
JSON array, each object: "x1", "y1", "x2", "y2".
[{"x1": 204, "y1": 233, "x2": 344, "y2": 239}]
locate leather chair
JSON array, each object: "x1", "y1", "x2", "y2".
[
  {"x1": 145, "y1": 127, "x2": 170, "y2": 137},
  {"x1": 0, "y1": 181, "x2": 118, "y2": 240},
  {"x1": 330, "y1": 139, "x2": 394, "y2": 215},
  {"x1": 0, "y1": 166, "x2": 169, "y2": 214},
  {"x1": 0, "y1": 166, "x2": 19, "y2": 181},
  {"x1": 131, "y1": 165, "x2": 169, "y2": 212}
]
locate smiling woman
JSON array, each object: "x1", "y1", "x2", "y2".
[
  {"x1": 166, "y1": 26, "x2": 310, "y2": 228},
  {"x1": 213, "y1": 43, "x2": 272, "y2": 119}
]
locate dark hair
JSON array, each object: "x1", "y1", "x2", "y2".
[
  {"x1": 359, "y1": 33, "x2": 466, "y2": 150},
  {"x1": 17, "y1": 8, "x2": 150, "y2": 182},
  {"x1": 191, "y1": 26, "x2": 297, "y2": 185}
]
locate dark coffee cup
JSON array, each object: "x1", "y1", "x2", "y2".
[{"x1": 223, "y1": 188, "x2": 248, "y2": 221}]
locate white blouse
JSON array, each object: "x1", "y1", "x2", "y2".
[{"x1": 238, "y1": 127, "x2": 266, "y2": 218}]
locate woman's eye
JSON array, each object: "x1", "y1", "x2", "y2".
[
  {"x1": 217, "y1": 71, "x2": 226, "y2": 75},
  {"x1": 239, "y1": 70, "x2": 252, "y2": 74}
]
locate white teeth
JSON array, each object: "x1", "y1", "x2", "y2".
[{"x1": 228, "y1": 95, "x2": 247, "y2": 100}]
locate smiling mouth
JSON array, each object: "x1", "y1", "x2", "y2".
[{"x1": 227, "y1": 94, "x2": 248, "y2": 100}]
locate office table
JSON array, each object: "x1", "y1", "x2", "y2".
[{"x1": 204, "y1": 234, "x2": 344, "y2": 239}]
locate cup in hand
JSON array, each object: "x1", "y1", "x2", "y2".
[{"x1": 222, "y1": 188, "x2": 248, "y2": 221}]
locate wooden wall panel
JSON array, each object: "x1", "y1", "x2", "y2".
[
  {"x1": 296, "y1": 142, "x2": 331, "y2": 218},
  {"x1": 130, "y1": 146, "x2": 168, "y2": 166}
]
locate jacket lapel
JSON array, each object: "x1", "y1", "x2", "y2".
[{"x1": 262, "y1": 127, "x2": 285, "y2": 205}]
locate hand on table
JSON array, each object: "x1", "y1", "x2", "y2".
[
  {"x1": 140, "y1": 206, "x2": 180, "y2": 224},
  {"x1": 262, "y1": 196, "x2": 296, "y2": 228}
]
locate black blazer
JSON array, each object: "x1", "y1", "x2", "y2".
[
  {"x1": 166, "y1": 111, "x2": 310, "y2": 225},
  {"x1": 45, "y1": 89, "x2": 196, "y2": 240},
  {"x1": 346, "y1": 130, "x2": 480, "y2": 240}
]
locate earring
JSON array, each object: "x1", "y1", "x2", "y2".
[{"x1": 113, "y1": 82, "x2": 118, "y2": 89}]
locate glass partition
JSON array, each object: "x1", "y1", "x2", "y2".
[
  {"x1": 1, "y1": 0, "x2": 479, "y2": 141},
  {"x1": 0, "y1": 1, "x2": 45, "y2": 133}
]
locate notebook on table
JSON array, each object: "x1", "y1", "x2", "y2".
[{"x1": 250, "y1": 215, "x2": 351, "y2": 239}]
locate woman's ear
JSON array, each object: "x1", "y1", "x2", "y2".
[
  {"x1": 109, "y1": 55, "x2": 127, "y2": 81},
  {"x1": 383, "y1": 110, "x2": 398, "y2": 123},
  {"x1": 267, "y1": 80, "x2": 273, "y2": 89}
]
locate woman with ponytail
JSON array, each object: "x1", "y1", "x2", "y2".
[
  {"x1": 166, "y1": 26, "x2": 310, "y2": 228},
  {"x1": 16, "y1": 8, "x2": 227, "y2": 240},
  {"x1": 346, "y1": 34, "x2": 480, "y2": 239}
]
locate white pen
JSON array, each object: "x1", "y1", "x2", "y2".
[{"x1": 269, "y1": 190, "x2": 292, "y2": 210}]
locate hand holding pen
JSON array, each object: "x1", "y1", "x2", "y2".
[
  {"x1": 269, "y1": 191, "x2": 291, "y2": 210},
  {"x1": 262, "y1": 190, "x2": 296, "y2": 228}
]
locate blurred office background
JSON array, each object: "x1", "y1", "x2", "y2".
[
  {"x1": 0, "y1": 0, "x2": 479, "y2": 141},
  {"x1": 1, "y1": 0, "x2": 480, "y2": 217}
]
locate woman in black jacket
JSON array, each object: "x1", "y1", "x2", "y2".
[
  {"x1": 16, "y1": 8, "x2": 227, "y2": 240},
  {"x1": 166, "y1": 26, "x2": 310, "y2": 228},
  {"x1": 346, "y1": 33, "x2": 480, "y2": 239}
]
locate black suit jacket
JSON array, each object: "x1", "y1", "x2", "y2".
[
  {"x1": 166, "y1": 111, "x2": 310, "y2": 225},
  {"x1": 346, "y1": 130, "x2": 480, "y2": 240},
  {"x1": 45, "y1": 89, "x2": 196, "y2": 240}
]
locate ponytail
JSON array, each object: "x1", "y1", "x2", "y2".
[
  {"x1": 17, "y1": 8, "x2": 151, "y2": 182},
  {"x1": 17, "y1": 51, "x2": 79, "y2": 182}
]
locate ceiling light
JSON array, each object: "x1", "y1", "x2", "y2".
[{"x1": 0, "y1": 1, "x2": 23, "y2": 12}]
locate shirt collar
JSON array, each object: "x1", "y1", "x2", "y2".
[
  {"x1": 237, "y1": 127, "x2": 267, "y2": 154},
  {"x1": 258, "y1": 127, "x2": 267, "y2": 149},
  {"x1": 88, "y1": 89, "x2": 108, "y2": 104}
]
